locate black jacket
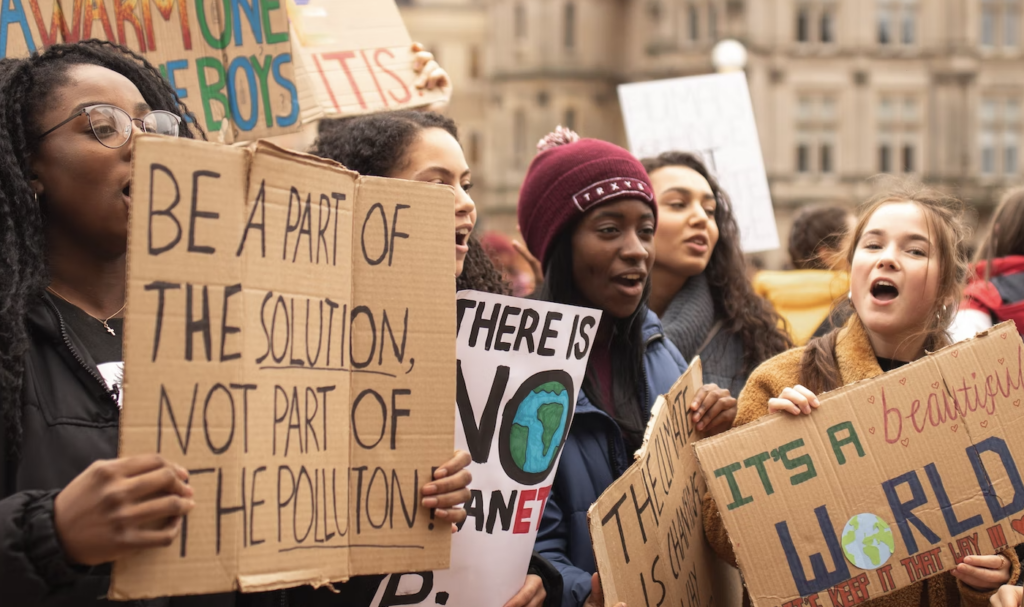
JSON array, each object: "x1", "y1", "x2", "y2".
[
  {"x1": 1, "y1": 295, "x2": 552, "y2": 607},
  {"x1": 0, "y1": 294, "x2": 243, "y2": 606}
]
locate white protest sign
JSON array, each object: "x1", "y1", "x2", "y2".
[
  {"x1": 618, "y1": 72, "x2": 780, "y2": 253},
  {"x1": 370, "y1": 291, "x2": 600, "y2": 607}
]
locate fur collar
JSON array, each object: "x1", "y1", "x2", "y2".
[{"x1": 834, "y1": 314, "x2": 885, "y2": 386}]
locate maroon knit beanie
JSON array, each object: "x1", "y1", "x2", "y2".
[{"x1": 517, "y1": 129, "x2": 656, "y2": 268}]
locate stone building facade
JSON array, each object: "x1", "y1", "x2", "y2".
[{"x1": 402, "y1": 0, "x2": 1024, "y2": 264}]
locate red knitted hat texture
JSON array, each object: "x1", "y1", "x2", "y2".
[{"x1": 517, "y1": 138, "x2": 656, "y2": 268}]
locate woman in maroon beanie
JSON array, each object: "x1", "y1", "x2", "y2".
[{"x1": 520, "y1": 128, "x2": 736, "y2": 607}]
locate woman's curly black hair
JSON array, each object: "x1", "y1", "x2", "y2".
[
  {"x1": 642, "y1": 151, "x2": 792, "y2": 374},
  {"x1": 311, "y1": 110, "x2": 507, "y2": 295},
  {"x1": 0, "y1": 41, "x2": 202, "y2": 457}
]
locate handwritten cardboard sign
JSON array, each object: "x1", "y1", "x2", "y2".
[
  {"x1": 371, "y1": 291, "x2": 600, "y2": 607},
  {"x1": 695, "y1": 323, "x2": 1024, "y2": 607},
  {"x1": 0, "y1": 0, "x2": 444, "y2": 142},
  {"x1": 286, "y1": 0, "x2": 447, "y2": 124},
  {"x1": 111, "y1": 135, "x2": 456, "y2": 599},
  {"x1": 589, "y1": 359, "x2": 740, "y2": 607},
  {"x1": 618, "y1": 73, "x2": 780, "y2": 253}
]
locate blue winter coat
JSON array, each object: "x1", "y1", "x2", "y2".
[{"x1": 534, "y1": 309, "x2": 688, "y2": 607}]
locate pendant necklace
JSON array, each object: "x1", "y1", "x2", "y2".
[{"x1": 46, "y1": 286, "x2": 126, "y2": 336}]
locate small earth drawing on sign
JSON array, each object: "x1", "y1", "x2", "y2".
[
  {"x1": 508, "y1": 381, "x2": 570, "y2": 473},
  {"x1": 842, "y1": 513, "x2": 896, "y2": 570}
]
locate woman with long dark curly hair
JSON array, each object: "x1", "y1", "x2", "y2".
[
  {"x1": 642, "y1": 152, "x2": 792, "y2": 420},
  {"x1": 310, "y1": 111, "x2": 565, "y2": 607},
  {"x1": 0, "y1": 42, "x2": 472, "y2": 607},
  {"x1": 312, "y1": 111, "x2": 506, "y2": 294}
]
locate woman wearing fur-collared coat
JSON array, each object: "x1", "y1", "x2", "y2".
[{"x1": 704, "y1": 186, "x2": 1020, "y2": 607}]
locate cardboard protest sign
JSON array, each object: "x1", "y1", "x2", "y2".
[
  {"x1": 695, "y1": 323, "x2": 1024, "y2": 607},
  {"x1": 0, "y1": 0, "x2": 443, "y2": 141},
  {"x1": 285, "y1": 0, "x2": 447, "y2": 125},
  {"x1": 618, "y1": 73, "x2": 780, "y2": 253},
  {"x1": 0, "y1": 0, "x2": 298, "y2": 142},
  {"x1": 369, "y1": 291, "x2": 599, "y2": 607},
  {"x1": 111, "y1": 135, "x2": 456, "y2": 599},
  {"x1": 588, "y1": 359, "x2": 740, "y2": 607}
]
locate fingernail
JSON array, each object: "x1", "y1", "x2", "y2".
[
  {"x1": 435, "y1": 509, "x2": 448, "y2": 518},
  {"x1": 697, "y1": 423, "x2": 704, "y2": 431},
  {"x1": 175, "y1": 465, "x2": 188, "y2": 478},
  {"x1": 422, "y1": 484, "x2": 438, "y2": 495},
  {"x1": 184, "y1": 485, "x2": 194, "y2": 498},
  {"x1": 422, "y1": 497, "x2": 438, "y2": 508},
  {"x1": 435, "y1": 468, "x2": 448, "y2": 478}
]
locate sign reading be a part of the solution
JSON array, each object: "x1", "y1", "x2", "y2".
[
  {"x1": 695, "y1": 323, "x2": 1024, "y2": 607},
  {"x1": 111, "y1": 136, "x2": 456, "y2": 599}
]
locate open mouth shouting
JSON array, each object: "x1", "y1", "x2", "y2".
[
  {"x1": 870, "y1": 278, "x2": 900, "y2": 304},
  {"x1": 612, "y1": 270, "x2": 647, "y2": 297},
  {"x1": 456, "y1": 225, "x2": 471, "y2": 254}
]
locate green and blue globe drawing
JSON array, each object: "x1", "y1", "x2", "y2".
[
  {"x1": 499, "y1": 370, "x2": 576, "y2": 485},
  {"x1": 842, "y1": 513, "x2": 896, "y2": 570},
  {"x1": 508, "y1": 381, "x2": 570, "y2": 473}
]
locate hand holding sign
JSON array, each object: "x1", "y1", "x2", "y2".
[
  {"x1": 767, "y1": 384, "x2": 821, "y2": 415},
  {"x1": 951, "y1": 554, "x2": 1011, "y2": 591},
  {"x1": 990, "y1": 584, "x2": 1024, "y2": 607},
  {"x1": 421, "y1": 450, "x2": 472, "y2": 531},
  {"x1": 54, "y1": 455, "x2": 195, "y2": 566},
  {"x1": 582, "y1": 574, "x2": 625, "y2": 607},
  {"x1": 690, "y1": 382, "x2": 737, "y2": 435}
]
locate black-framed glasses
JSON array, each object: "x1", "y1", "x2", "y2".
[{"x1": 37, "y1": 104, "x2": 181, "y2": 149}]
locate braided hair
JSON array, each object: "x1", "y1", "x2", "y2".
[
  {"x1": 312, "y1": 111, "x2": 507, "y2": 295},
  {"x1": 0, "y1": 41, "x2": 202, "y2": 457}
]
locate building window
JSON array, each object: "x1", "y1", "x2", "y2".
[
  {"x1": 877, "y1": 94, "x2": 921, "y2": 174},
  {"x1": 514, "y1": 110, "x2": 527, "y2": 167},
  {"x1": 515, "y1": 2, "x2": 527, "y2": 39},
  {"x1": 981, "y1": 0, "x2": 1021, "y2": 48},
  {"x1": 468, "y1": 131, "x2": 480, "y2": 164},
  {"x1": 879, "y1": 144, "x2": 892, "y2": 172},
  {"x1": 821, "y1": 8, "x2": 835, "y2": 43},
  {"x1": 795, "y1": 94, "x2": 839, "y2": 175},
  {"x1": 564, "y1": 3, "x2": 576, "y2": 50},
  {"x1": 796, "y1": 2, "x2": 837, "y2": 45},
  {"x1": 902, "y1": 144, "x2": 915, "y2": 173},
  {"x1": 878, "y1": 0, "x2": 917, "y2": 46},
  {"x1": 820, "y1": 142, "x2": 834, "y2": 173},
  {"x1": 797, "y1": 142, "x2": 811, "y2": 173},
  {"x1": 796, "y1": 7, "x2": 809, "y2": 42},
  {"x1": 564, "y1": 108, "x2": 577, "y2": 132},
  {"x1": 980, "y1": 96, "x2": 1022, "y2": 176},
  {"x1": 469, "y1": 46, "x2": 481, "y2": 80}
]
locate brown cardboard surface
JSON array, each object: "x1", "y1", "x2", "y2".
[
  {"x1": 285, "y1": 0, "x2": 448, "y2": 122},
  {"x1": 111, "y1": 135, "x2": 455, "y2": 599},
  {"x1": 0, "y1": 0, "x2": 298, "y2": 142},
  {"x1": 589, "y1": 359, "x2": 721, "y2": 607},
  {"x1": 1, "y1": 0, "x2": 442, "y2": 140},
  {"x1": 695, "y1": 323, "x2": 1024, "y2": 607}
]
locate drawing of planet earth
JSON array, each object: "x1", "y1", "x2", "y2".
[
  {"x1": 508, "y1": 381, "x2": 570, "y2": 474},
  {"x1": 842, "y1": 513, "x2": 896, "y2": 570}
]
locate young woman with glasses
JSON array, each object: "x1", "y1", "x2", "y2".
[{"x1": 0, "y1": 41, "x2": 471, "y2": 607}]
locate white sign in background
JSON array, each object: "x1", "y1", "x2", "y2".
[
  {"x1": 371, "y1": 291, "x2": 600, "y2": 607},
  {"x1": 618, "y1": 72, "x2": 780, "y2": 253}
]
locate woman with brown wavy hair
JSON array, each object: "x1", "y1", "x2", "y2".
[
  {"x1": 704, "y1": 184, "x2": 1019, "y2": 607},
  {"x1": 642, "y1": 151, "x2": 792, "y2": 432}
]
